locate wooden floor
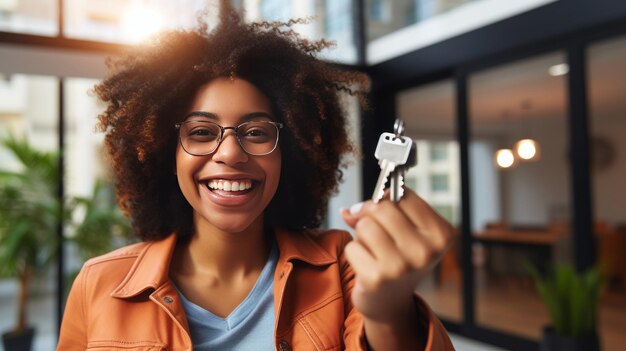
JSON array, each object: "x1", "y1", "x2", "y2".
[{"x1": 417, "y1": 269, "x2": 626, "y2": 351}]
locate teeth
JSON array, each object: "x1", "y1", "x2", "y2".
[{"x1": 207, "y1": 179, "x2": 253, "y2": 192}]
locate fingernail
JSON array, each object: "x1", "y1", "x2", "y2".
[{"x1": 349, "y1": 202, "x2": 364, "y2": 215}]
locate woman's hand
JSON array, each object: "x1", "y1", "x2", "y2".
[{"x1": 340, "y1": 188, "x2": 454, "y2": 325}]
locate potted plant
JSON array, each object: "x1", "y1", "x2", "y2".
[
  {"x1": 527, "y1": 262, "x2": 602, "y2": 351},
  {"x1": 0, "y1": 134, "x2": 62, "y2": 351},
  {"x1": 66, "y1": 179, "x2": 132, "y2": 267}
]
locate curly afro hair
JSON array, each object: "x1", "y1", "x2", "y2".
[{"x1": 95, "y1": 0, "x2": 369, "y2": 241}]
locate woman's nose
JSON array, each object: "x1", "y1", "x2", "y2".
[{"x1": 211, "y1": 131, "x2": 249, "y2": 165}]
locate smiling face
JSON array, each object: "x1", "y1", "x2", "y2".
[{"x1": 175, "y1": 77, "x2": 282, "y2": 235}]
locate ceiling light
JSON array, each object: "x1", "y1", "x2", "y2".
[
  {"x1": 549, "y1": 63, "x2": 569, "y2": 76},
  {"x1": 515, "y1": 138, "x2": 540, "y2": 160},
  {"x1": 495, "y1": 148, "x2": 516, "y2": 169}
]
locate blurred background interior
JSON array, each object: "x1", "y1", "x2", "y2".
[{"x1": 1, "y1": 0, "x2": 625, "y2": 350}]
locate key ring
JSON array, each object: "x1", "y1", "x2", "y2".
[{"x1": 393, "y1": 118, "x2": 405, "y2": 139}]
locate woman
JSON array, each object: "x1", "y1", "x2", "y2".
[{"x1": 58, "y1": 2, "x2": 455, "y2": 350}]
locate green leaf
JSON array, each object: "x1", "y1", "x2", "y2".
[{"x1": 526, "y1": 261, "x2": 602, "y2": 337}]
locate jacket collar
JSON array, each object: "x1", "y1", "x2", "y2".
[
  {"x1": 111, "y1": 228, "x2": 337, "y2": 299},
  {"x1": 274, "y1": 227, "x2": 336, "y2": 266},
  {"x1": 110, "y1": 233, "x2": 178, "y2": 299}
]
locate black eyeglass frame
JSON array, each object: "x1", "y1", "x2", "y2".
[{"x1": 174, "y1": 119, "x2": 284, "y2": 156}]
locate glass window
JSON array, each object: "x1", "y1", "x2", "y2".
[
  {"x1": 367, "y1": 0, "x2": 479, "y2": 41},
  {"x1": 0, "y1": 74, "x2": 59, "y2": 351},
  {"x1": 588, "y1": 34, "x2": 626, "y2": 351},
  {"x1": 327, "y1": 95, "x2": 362, "y2": 231},
  {"x1": 433, "y1": 204, "x2": 454, "y2": 224},
  {"x1": 0, "y1": 0, "x2": 58, "y2": 36},
  {"x1": 366, "y1": 0, "x2": 558, "y2": 65},
  {"x1": 430, "y1": 174, "x2": 449, "y2": 192},
  {"x1": 469, "y1": 51, "x2": 569, "y2": 340},
  {"x1": 63, "y1": 77, "x2": 133, "y2": 290},
  {"x1": 405, "y1": 176, "x2": 418, "y2": 191},
  {"x1": 260, "y1": 0, "x2": 292, "y2": 20},
  {"x1": 369, "y1": 0, "x2": 385, "y2": 21},
  {"x1": 430, "y1": 141, "x2": 449, "y2": 161},
  {"x1": 397, "y1": 79, "x2": 461, "y2": 322},
  {"x1": 63, "y1": 78, "x2": 106, "y2": 201},
  {"x1": 244, "y1": 0, "x2": 357, "y2": 63},
  {"x1": 63, "y1": 1, "x2": 356, "y2": 63},
  {"x1": 63, "y1": 0, "x2": 207, "y2": 44}
]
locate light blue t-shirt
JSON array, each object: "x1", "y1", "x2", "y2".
[{"x1": 176, "y1": 242, "x2": 279, "y2": 351}]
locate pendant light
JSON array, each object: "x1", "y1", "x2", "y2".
[
  {"x1": 514, "y1": 100, "x2": 540, "y2": 162},
  {"x1": 515, "y1": 138, "x2": 540, "y2": 160},
  {"x1": 495, "y1": 148, "x2": 516, "y2": 169},
  {"x1": 494, "y1": 110, "x2": 517, "y2": 169}
]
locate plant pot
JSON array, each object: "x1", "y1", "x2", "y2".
[
  {"x1": 2, "y1": 327, "x2": 35, "y2": 351},
  {"x1": 540, "y1": 327, "x2": 600, "y2": 351}
]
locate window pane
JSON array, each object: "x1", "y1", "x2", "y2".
[
  {"x1": 327, "y1": 95, "x2": 362, "y2": 231},
  {"x1": 367, "y1": 0, "x2": 479, "y2": 41},
  {"x1": 588, "y1": 34, "x2": 626, "y2": 351},
  {"x1": 430, "y1": 174, "x2": 449, "y2": 192},
  {"x1": 0, "y1": 74, "x2": 59, "y2": 351},
  {"x1": 366, "y1": 0, "x2": 557, "y2": 64},
  {"x1": 397, "y1": 79, "x2": 461, "y2": 322},
  {"x1": 430, "y1": 141, "x2": 449, "y2": 161},
  {"x1": 244, "y1": 0, "x2": 357, "y2": 63},
  {"x1": 63, "y1": 0, "x2": 207, "y2": 44},
  {"x1": 260, "y1": 0, "x2": 292, "y2": 19},
  {"x1": 0, "y1": 0, "x2": 58, "y2": 36},
  {"x1": 63, "y1": 1, "x2": 356, "y2": 63},
  {"x1": 63, "y1": 77, "x2": 133, "y2": 292},
  {"x1": 469, "y1": 51, "x2": 569, "y2": 340}
]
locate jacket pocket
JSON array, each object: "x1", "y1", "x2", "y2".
[
  {"x1": 86, "y1": 340, "x2": 167, "y2": 350},
  {"x1": 295, "y1": 294, "x2": 344, "y2": 351}
]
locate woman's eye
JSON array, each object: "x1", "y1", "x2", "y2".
[
  {"x1": 187, "y1": 127, "x2": 219, "y2": 140},
  {"x1": 190, "y1": 129, "x2": 213, "y2": 136},
  {"x1": 245, "y1": 129, "x2": 268, "y2": 137}
]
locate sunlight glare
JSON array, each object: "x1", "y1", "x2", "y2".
[{"x1": 121, "y1": 4, "x2": 163, "y2": 44}]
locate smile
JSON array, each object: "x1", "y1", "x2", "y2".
[
  {"x1": 206, "y1": 179, "x2": 254, "y2": 193},
  {"x1": 202, "y1": 178, "x2": 258, "y2": 207}
]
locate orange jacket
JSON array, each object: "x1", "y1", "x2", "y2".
[{"x1": 58, "y1": 228, "x2": 454, "y2": 351}]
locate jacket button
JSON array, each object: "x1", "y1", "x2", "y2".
[
  {"x1": 278, "y1": 340, "x2": 291, "y2": 351},
  {"x1": 164, "y1": 296, "x2": 174, "y2": 303}
]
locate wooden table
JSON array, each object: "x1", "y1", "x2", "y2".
[
  {"x1": 473, "y1": 229, "x2": 564, "y2": 245},
  {"x1": 473, "y1": 229, "x2": 566, "y2": 277}
]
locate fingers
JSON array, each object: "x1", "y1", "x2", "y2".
[
  {"x1": 340, "y1": 203, "x2": 362, "y2": 229},
  {"x1": 353, "y1": 216, "x2": 400, "y2": 261},
  {"x1": 341, "y1": 188, "x2": 454, "y2": 267},
  {"x1": 397, "y1": 190, "x2": 454, "y2": 251},
  {"x1": 344, "y1": 221, "x2": 414, "y2": 291}
]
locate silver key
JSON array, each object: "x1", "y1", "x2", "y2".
[
  {"x1": 392, "y1": 140, "x2": 418, "y2": 202},
  {"x1": 389, "y1": 118, "x2": 410, "y2": 203},
  {"x1": 390, "y1": 171, "x2": 403, "y2": 203},
  {"x1": 372, "y1": 132, "x2": 412, "y2": 203}
]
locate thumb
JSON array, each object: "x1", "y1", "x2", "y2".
[{"x1": 340, "y1": 202, "x2": 365, "y2": 228}]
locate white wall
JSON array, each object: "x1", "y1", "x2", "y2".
[
  {"x1": 469, "y1": 140, "x2": 501, "y2": 231},
  {"x1": 480, "y1": 114, "x2": 626, "y2": 229},
  {"x1": 505, "y1": 119, "x2": 571, "y2": 226},
  {"x1": 592, "y1": 114, "x2": 626, "y2": 226},
  {"x1": 327, "y1": 95, "x2": 362, "y2": 233}
]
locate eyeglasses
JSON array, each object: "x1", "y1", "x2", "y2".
[{"x1": 174, "y1": 119, "x2": 284, "y2": 156}]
